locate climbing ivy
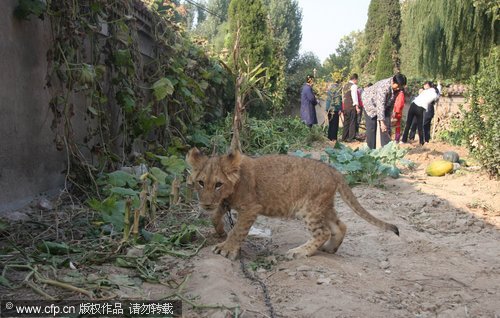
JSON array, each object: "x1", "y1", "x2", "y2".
[{"x1": 17, "y1": 0, "x2": 232, "y2": 196}]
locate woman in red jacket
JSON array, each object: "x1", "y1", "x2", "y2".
[{"x1": 392, "y1": 89, "x2": 405, "y2": 143}]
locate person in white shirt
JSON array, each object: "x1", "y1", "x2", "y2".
[
  {"x1": 401, "y1": 82, "x2": 440, "y2": 145},
  {"x1": 409, "y1": 81, "x2": 442, "y2": 142}
]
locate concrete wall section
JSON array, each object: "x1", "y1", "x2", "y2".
[{"x1": 0, "y1": 0, "x2": 65, "y2": 210}]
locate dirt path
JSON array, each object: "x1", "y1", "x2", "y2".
[
  {"x1": 181, "y1": 141, "x2": 500, "y2": 318},
  {"x1": 1, "y1": 141, "x2": 498, "y2": 318}
]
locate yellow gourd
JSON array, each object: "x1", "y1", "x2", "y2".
[{"x1": 426, "y1": 160, "x2": 454, "y2": 176}]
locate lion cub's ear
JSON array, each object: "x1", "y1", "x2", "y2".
[
  {"x1": 221, "y1": 149, "x2": 242, "y2": 184},
  {"x1": 186, "y1": 147, "x2": 207, "y2": 170}
]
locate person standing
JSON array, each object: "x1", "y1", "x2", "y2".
[
  {"x1": 300, "y1": 75, "x2": 318, "y2": 128},
  {"x1": 409, "y1": 81, "x2": 441, "y2": 143},
  {"x1": 401, "y1": 82, "x2": 440, "y2": 145},
  {"x1": 361, "y1": 74, "x2": 407, "y2": 149},
  {"x1": 325, "y1": 80, "x2": 342, "y2": 142},
  {"x1": 354, "y1": 86, "x2": 364, "y2": 140},
  {"x1": 341, "y1": 74, "x2": 359, "y2": 142},
  {"x1": 392, "y1": 86, "x2": 405, "y2": 143}
]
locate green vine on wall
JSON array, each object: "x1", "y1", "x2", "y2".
[{"x1": 16, "y1": 0, "x2": 232, "y2": 197}]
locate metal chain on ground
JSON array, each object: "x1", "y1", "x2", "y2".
[
  {"x1": 224, "y1": 209, "x2": 276, "y2": 318},
  {"x1": 239, "y1": 256, "x2": 276, "y2": 318}
]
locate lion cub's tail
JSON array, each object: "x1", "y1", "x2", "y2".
[{"x1": 338, "y1": 181, "x2": 399, "y2": 236}]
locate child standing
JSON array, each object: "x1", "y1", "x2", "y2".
[{"x1": 392, "y1": 89, "x2": 405, "y2": 143}]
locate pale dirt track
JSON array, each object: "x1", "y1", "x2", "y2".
[
  {"x1": 180, "y1": 141, "x2": 500, "y2": 318},
  {"x1": 1, "y1": 141, "x2": 498, "y2": 318}
]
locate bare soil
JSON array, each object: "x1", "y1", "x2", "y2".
[
  {"x1": 179, "y1": 141, "x2": 500, "y2": 318},
  {"x1": 1, "y1": 141, "x2": 499, "y2": 318}
]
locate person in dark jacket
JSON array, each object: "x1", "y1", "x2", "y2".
[
  {"x1": 341, "y1": 73, "x2": 359, "y2": 142},
  {"x1": 325, "y1": 80, "x2": 342, "y2": 142},
  {"x1": 300, "y1": 75, "x2": 318, "y2": 128}
]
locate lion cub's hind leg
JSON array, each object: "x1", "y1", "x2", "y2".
[
  {"x1": 320, "y1": 210, "x2": 347, "y2": 254},
  {"x1": 286, "y1": 206, "x2": 332, "y2": 259}
]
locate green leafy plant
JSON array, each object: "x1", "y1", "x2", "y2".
[
  {"x1": 294, "y1": 142, "x2": 413, "y2": 186},
  {"x1": 461, "y1": 47, "x2": 500, "y2": 177},
  {"x1": 88, "y1": 153, "x2": 188, "y2": 239},
  {"x1": 205, "y1": 115, "x2": 327, "y2": 155},
  {"x1": 434, "y1": 116, "x2": 468, "y2": 146},
  {"x1": 21, "y1": 0, "x2": 233, "y2": 199}
]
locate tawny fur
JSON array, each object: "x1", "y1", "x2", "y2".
[{"x1": 186, "y1": 147, "x2": 399, "y2": 260}]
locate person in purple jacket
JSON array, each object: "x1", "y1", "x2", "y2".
[{"x1": 300, "y1": 75, "x2": 318, "y2": 127}]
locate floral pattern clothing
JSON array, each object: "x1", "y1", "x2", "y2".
[{"x1": 361, "y1": 77, "x2": 395, "y2": 120}]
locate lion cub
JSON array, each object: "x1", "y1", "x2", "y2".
[{"x1": 186, "y1": 147, "x2": 399, "y2": 260}]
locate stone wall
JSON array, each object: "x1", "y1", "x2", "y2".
[
  {"x1": 0, "y1": 0, "x2": 160, "y2": 212},
  {"x1": 0, "y1": 0, "x2": 65, "y2": 211}
]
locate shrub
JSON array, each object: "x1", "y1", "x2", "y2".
[
  {"x1": 461, "y1": 47, "x2": 500, "y2": 177},
  {"x1": 205, "y1": 115, "x2": 327, "y2": 155}
]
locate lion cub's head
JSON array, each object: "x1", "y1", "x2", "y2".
[{"x1": 186, "y1": 148, "x2": 242, "y2": 211}]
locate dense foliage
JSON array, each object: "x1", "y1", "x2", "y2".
[
  {"x1": 399, "y1": 0, "x2": 498, "y2": 80},
  {"x1": 19, "y1": 0, "x2": 234, "y2": 196},
  {"x1": 227, "y1": 0, "x2": 271, "y2": 69},
  {"x1": 320, "y1": 32, "x2": 359, "y2": 80},
  {"x1": 461, "y1": 48, "x2": 500, "y2": 177},
  {"x1": 374, "y1": 29, "x2": 394, "y2": 80},
  {"x1": 205, "y1": 115, "x2": 326, "y2": 155},
  {"x1": 264, "y1": 0, "x2": 303, "y2": 65},
  {"x1": 358, "y1": 0, "x2": 401, "y2": 77},
  {"x1": 190, "y1": 0, "x2": 303, "y2": 116},
  {"x1": 191, "y1": 0, "x2": 231, "y2": 52}
]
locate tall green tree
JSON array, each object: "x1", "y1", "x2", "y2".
[
  {"x1": 375, "y1": 29, "x2": 394, "y2": 80},
  {"x1": 362, "y1": 0, "x2": 401, "y2": 75},
  {"x1": 350, "y1": 30, "x2": 369, "y2": 78},
  {"x1": 192, "y1": 0, "x2": 231, "y2": 51},
  {"x1": 264, "y1": 0, "x2": 303, "y2": 65},
  {"x1": 321, "y1": 32, "x2": 358, "y2": 79},
  {"x1": 226, "y1": 0, "x2": 271, "y2": 68},
  {"x1": 263, "y1": 0, "x2": 303, "y2": 115},
  {"x1": 399, "y1": 0, "x2": 498, "y2": 79}
]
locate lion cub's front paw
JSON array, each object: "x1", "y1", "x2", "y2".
[
  {"x1": 213, "y1": 222, "x2": 226, "y2": 238},
  {"x1": 285, "y1": 246, "x2": 310, "y2": 260},
  {"x1": 212, "y1": 242, "x2": 240, "y2": 260}
]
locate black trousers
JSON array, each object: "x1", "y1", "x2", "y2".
[
  {"x1": 403, "y1": 102, "x2": 425, "y2": 145},
  {"x1": 365, "y1": 109, "x2": 392, "y2": 149},
  {"x1": 355, "y1": 109, "x2": 363, "y2": 134},
  {"x1": 410, "y1": 104, "x2": 434, "y2": 142},
  {"x1": 328, "y1": 111, "x2": 340, "y2": 141},
  {"x1": 342, "y1": 107, "x2": 357, "y2": 141}
]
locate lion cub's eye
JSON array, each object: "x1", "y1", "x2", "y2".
[
  {"x1": 215, "y1": 182, "x2": 223, "y2": 190},
  {"x1": 198, "y1": 180, "x2": 204, "y2": 188}
]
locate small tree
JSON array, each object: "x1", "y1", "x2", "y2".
[{"x1": 375, "y1": 29, "x2": 394, "y2": 80}]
